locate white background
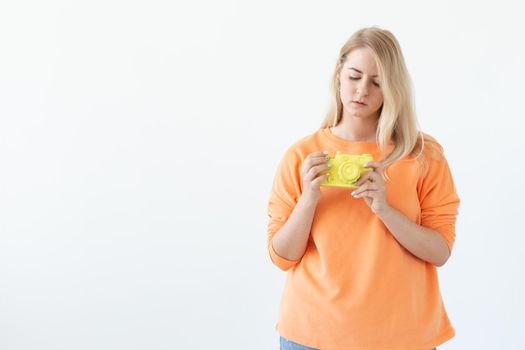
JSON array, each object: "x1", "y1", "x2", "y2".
[{"x1": 1, "y1": 1, "x2": 524, "y2": 349}]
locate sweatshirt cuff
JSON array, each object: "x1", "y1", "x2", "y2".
[{"x1": 268, "y1": 240, "x2": 301, "y2": 271}]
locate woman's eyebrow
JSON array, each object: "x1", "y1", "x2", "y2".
[{"x1": 347, "y1": 67, "x2": 378, "y2": 77}]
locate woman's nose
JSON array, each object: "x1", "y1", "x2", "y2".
[{"x1": 357, "y1": 81, "x2": 368, "y2": 95}]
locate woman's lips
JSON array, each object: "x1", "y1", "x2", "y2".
[{"x1": 352, "y1": 101, "x2": 367, "y2": 107}]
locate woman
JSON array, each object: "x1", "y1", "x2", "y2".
[{"x1": 267, "y1": 26, "x2": 460, "y2": 350}]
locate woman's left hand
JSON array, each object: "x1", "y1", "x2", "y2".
[{"x1": 351, "y1": 161, "x2": 391, "y2": 214}]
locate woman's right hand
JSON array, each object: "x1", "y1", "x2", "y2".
[{"x1": 300, "y1": 151, "x2": 332, "y2": 202}]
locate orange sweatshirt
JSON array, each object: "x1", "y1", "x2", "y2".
[{"x1": 266, "y1": 127, "x2": 460, "y2": 350}]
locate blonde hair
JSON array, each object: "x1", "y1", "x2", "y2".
[{"x1": 320, "y1": 26, "x2": 442, "y2": 181}]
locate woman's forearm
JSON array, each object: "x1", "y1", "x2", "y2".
[
  {"x1": 271, "y1": 193, "x2": 319, "y2": 261},
  {"x1": 376, "y1": 207, "x2": 451, "y2": 267}
]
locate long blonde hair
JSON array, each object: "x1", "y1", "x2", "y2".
[{"x1": 320, "y1": 26, "x2": 442, "y2": 181}]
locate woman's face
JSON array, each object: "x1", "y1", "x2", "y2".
[{"x1": 338, "y1": 47, "x2": 384, "y2": 119}]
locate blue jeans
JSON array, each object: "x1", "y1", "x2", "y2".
[
  {"x1": 280, "y1": 336, "x2": 318, "y2": 350},
  {"x1": 279, "y1": 336, "x2": 437, "y2": 350}
]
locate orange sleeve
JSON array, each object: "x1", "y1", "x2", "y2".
[
  {"x1": 267, "y1": 146, "x2": 303, "y2": 271},
  {"x1": 418, "y1": 147, "x2": 461, "y2": 255}
]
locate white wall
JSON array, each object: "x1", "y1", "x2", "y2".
[{"x1": 1, "y1": 1, "x2": 524, "y2": 349}]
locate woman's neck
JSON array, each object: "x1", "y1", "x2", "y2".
[{"x1": 330, "y1": 119, "x2": 378, "y2": 142}]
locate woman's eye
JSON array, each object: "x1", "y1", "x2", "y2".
[{"x1": 349, "y1": 76, "x2": 380, "y2": 87}]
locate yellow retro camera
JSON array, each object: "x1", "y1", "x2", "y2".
[{"x1": 319, "y1": 152, "x2": 374, "y2": 189}]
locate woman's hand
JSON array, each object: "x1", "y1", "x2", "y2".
[
  {"x1": 300, "y1": 151, "x2": 331, "y2": 202},
  {"x1": 350, "y1": 161, "x2": 391, "y2": 214}
]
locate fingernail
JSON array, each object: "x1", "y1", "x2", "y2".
[{"x1": 323, "y1": 151, "x2": 329, "y2": 154}]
